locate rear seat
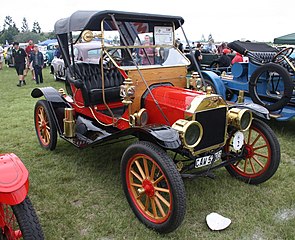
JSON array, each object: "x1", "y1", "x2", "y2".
[{"x1": 71, "y1": 63, "x2": 125, "y2": 106}]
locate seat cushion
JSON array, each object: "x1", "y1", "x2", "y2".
[{"x1": 71, "y1": 63, "x2": 124, "y2": 105}]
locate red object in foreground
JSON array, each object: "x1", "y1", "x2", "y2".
[
  {"x1": 0, "y1": 153, "x2": 44, "y2": 239},
  {"x1": 0, "y1": 153, "x2": 29, "y2": 205}
]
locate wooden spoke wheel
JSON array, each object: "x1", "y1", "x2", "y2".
[
  {"x1": 121, "y1": 141, "x2": 186, "y2": 233},
  {"x1": 34, "y1": 100, "x2": 57, "y2": 150},
  {"x1": 224, "y1": 119, "x2": 280, "y2": 184}
]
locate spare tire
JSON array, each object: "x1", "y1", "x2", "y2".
[{"x1": 249, "y1": 63, "x2": 294, "y2": 111}]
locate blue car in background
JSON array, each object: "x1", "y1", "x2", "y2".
[
  {"x1": 46, "y1": 43, "x2": 58, "y2": 65},
  {"x1": 38, "y1": 39, "x2": 58, "y2": 65},
  {"x1": 199, "y1": 41, "x2": 295, "y2": 121}
]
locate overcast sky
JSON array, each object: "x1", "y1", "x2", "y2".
[{"x1": 1, "y1": 0, "x2": 294, "y2": 43}]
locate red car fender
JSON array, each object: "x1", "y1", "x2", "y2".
[{"x1": 0, "y1": 153, "x2": 29, "y2": 205}]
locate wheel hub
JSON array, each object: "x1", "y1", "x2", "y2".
[
  {"x1": 41, "y1": 120, "x2": 46, "y2": 130},
  {"x1": 142, "y1": 179, "x2": 155, "y2": 197},
  {"x1": 244, "y1": 144, "x2": 254, "y2": 158}
]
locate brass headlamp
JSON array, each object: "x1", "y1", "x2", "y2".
[
  {"x1": 172, "y1": 119, "x2": 203, "y2": 149},
  {"x1": 228, "y1": 108, "x2": 252, "y2": 131},
  {"x1": 129, "y1": 108, "x2": 148, "y2": 127}
]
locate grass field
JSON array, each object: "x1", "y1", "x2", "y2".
[{"x1": 0, "y1": 66, "x2": 295, "y2": 240}]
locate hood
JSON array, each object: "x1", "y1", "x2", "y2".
[{"x1": 143, "y1": 86, "x2": 227, "y2": 126}]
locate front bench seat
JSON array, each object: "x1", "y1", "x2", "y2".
[{"x1": 69, "y1": 63, "x2": 125, "y2": 106}]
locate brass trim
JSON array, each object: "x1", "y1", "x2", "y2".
[
  {"x1": 63, "y1": 108, "x2": 75, "y2": 137},
  {"x1": 228, "y1": 108, "x2": 253, "y2": 131},
  {"x1": 186, "y1": 94, "x2": 227, "y2": 120},
  {"x1": 132, "y1": 108, "x2": 148, "y2": 126},
  {"x1": 237, "y1": 90, "x2": 245, "y2": 103},
  {"x1": 206, "y1": 86, "x2": 213, "y2": 95},
  {"x1": 192, "y1": 142, "x2": 226, "y2": 156},
  {"x1": 81, "y1": 30, "x2": 103, "y2": 42},
  {"x1": 172, "y1": 119, "x2": 203, "y2": 149}
]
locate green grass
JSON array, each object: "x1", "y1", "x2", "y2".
[{"x1": 0, "y1": 66, "x2": 295, "y2": 239}]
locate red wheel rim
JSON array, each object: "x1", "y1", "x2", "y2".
[
  {"x1": 35, "y1": 105, "x2": 51, "y2": 146},
  {"x1": 0, "y1": 204, "x2": 22, "y2": 239},
  {"x1": 126, "y1": 154, "x2": 172, "y2": 224},
  {"x1": 226, "y1": 126, "x2": 271, "y2": 178}
]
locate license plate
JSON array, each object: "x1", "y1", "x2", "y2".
[{"x1": 195, "y1": 150, "x2": 222, "y2": 168}]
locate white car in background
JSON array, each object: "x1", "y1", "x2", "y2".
[{"x1": 50, "y1": 41, "x2": 102, "y2": 81}]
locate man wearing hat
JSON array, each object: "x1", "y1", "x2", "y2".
[{"x1": 12, "y1": 42, "x2": 28, "y2": 87}]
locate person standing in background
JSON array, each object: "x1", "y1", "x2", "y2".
[
  {"x1": 139, "y1": 35, "x2": 155, "y2": 65},
  {"x1": 54, "y1": 44, "x2": 62, "y2": 58},
  {"x1": 194, "y1": 43, "x2": 203, "y2": 67},
  {"x1": 217, "y1": 42, "x2": 227, "y2": 54},
  {"x1": 12, "y1": 42, "x2": 28, "y2": 87},
  {"x1": 0, "y1": 45, "x2": 4, "y2": 70},
  {"x1": 175, "y1": 38, "x2": 184, "y2": 52},
  {"x1": 30, "y1": 45, "x2": 44, "y2": 84},
  {"x1": 25, "y1": 40, "x2": 35, "y2": 80}
]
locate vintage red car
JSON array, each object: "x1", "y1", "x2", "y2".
[{"x1": 31, "y1": 10, "x2": 280, "y2": 233}]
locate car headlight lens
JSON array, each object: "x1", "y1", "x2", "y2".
[
  {"x1": 228, "y1": 108, "x2": 252, "y2": 131},
  {"x1": 130, "y1": 108, "x2": 148, "y2": 127},
  {"x1": 172, "y1": 119, "x2": 203, "y2": 148},
  {"x1": 240, "y1": 110, "x2": 252, "y2": 130}
]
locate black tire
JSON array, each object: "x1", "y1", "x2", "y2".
[
  {"x1": 34, "y1": 100, "x2": 57, "y2": 150},
  {"x1": 249, "y1": 63, "x2": 294, "y2": 111},
  {"x1": 121, "y1": 141, "x2": 186, "y2": 233},
  {"x1": 224, "y1": 119, "x2": 280, "y2": 185},
  {"x1": 0, "y1": 197, "x2": 44, "y2": 239}
]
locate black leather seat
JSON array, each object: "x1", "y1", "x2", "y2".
[{"x1": 71, "y1": 63, "x2": 124, "y2": 106}]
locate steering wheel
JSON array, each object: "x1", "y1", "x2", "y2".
[
  {"x1": 272, "y1": 47, "x2": 294, "y2": 63},
  {"x1": 102, "y1": 54, "x2": 123, "y2": 70}
]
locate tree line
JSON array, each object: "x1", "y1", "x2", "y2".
[{"x1": 0, "y1": 16, "x2": 56, "y2": 45}]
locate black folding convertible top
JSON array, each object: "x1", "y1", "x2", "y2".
[{"x1": 54, "y1": 10, "x2": 184, "y2": 34}]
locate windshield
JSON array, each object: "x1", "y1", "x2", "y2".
[{"x1": 101, "y1": 20, "x2": 189, "y2": 68}]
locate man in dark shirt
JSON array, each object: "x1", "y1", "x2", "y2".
[
  {"x1": 194, "y1": 43, "x2": 203, "y2": 67},
  {"x1": 12, "y1": 42, "x2": 28, "y2": 87}
]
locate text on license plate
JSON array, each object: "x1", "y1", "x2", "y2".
[{"x1": 195, "y1": 150, "x2": 222, "y2": 168}]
